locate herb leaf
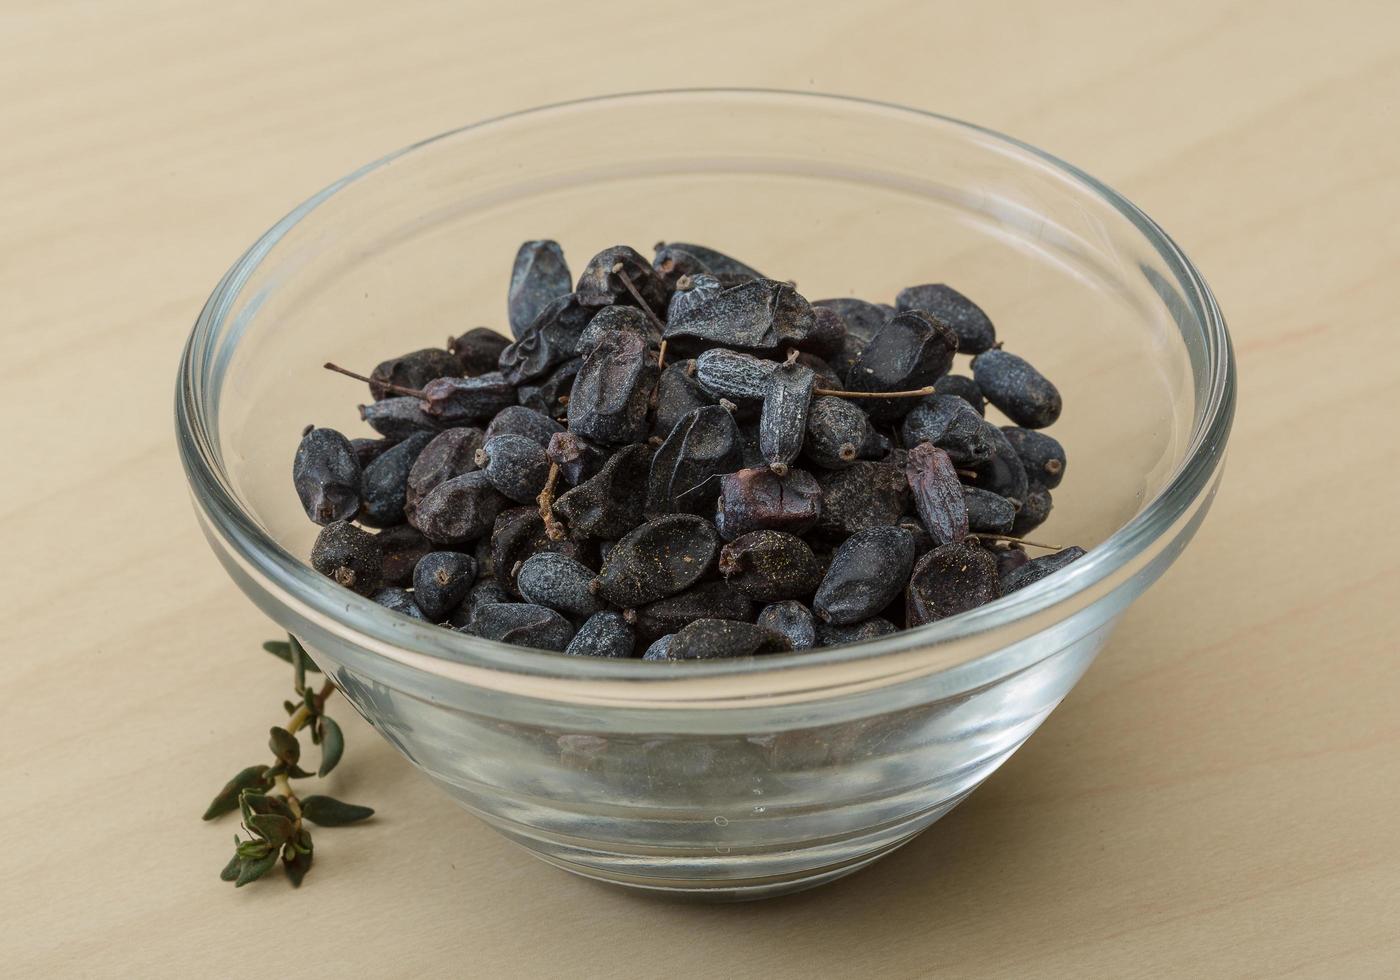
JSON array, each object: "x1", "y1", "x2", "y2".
[
  {"x1": 300, "y1": 796, "x2": 375, "y2": 827},
  {"x1": 269, "y1": 727, "x2": 300, "y2": 766},
  {"x1": 220, "y1": 852, "x2": 242, "y2": 882},
  {"x1": 283, "y1": 830, "x2": 314, "y2": 887},
  {"x1": 248, "y1": 812, "x2": 295, "y2": 848},
  {"x1": 235, "y1": 848, "x2": 280, "y2": 887},
  {"x1": 318, "y1": 717, "x2": 344, "y2": 777},
  {"x1": 203, "y1": 765, "x2": 272, "y2": 821}
]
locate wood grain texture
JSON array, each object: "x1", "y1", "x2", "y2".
[{"x1": 2, "y1": 0, "x2": 1398, "y2": 976}]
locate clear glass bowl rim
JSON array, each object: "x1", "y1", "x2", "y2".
[{"x1": 175, "y1": 87, "x2": 1235, "y2": 690}]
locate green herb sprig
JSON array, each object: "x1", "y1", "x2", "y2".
[{"x1": 203, "y1": 635, "x2": 374, "y2": 888}]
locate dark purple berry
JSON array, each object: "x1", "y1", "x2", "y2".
[
  {"x1": 651, "y1": 359, "x2": 718, "y2": 439},
  {"x1": 311, "y1": 521, "x2": 384, "y2": 597},
  {"x1": 404, "y1": 427, "x2": 484, "y2": 523},
  {"x1": 516, "y1": 552, "x2": 604, "y2": 618},
  {"x1": 485, "y1": 405, "x2": 564, "y2": 447},
  {"x1": 367, "y1": 348, "x2": 462, "y2": 401},
  {"x1": 475, "y1": 433, "x2": 550, "y2": 504},
  {"x1": 498, "y1": 295, "x2": 594, "y2": 385},
  {"x1": 460, "y1": 602, "x2": 574, "y2": 651},
  {"x1": 905, "y1": 443, "x2": 969, "y2": 547},
  {"x1": 933, "y1": 374, "x2": 986, "y2": 416},
  {"x1": 1011, "y1": 485, "x2": 1053, "y2": 536},
  {"x1": 665, "y1": 279, "x2": 813, "y2": 354},
  {"x1": 545, "y1": 430, "x2": 609, "y2": 485},
  {"x1": 1001, "y1": 427, "x2": 1066, "y2": 489},
  {"x1": 993, "y1": 545, "x2": 1029, "y2": 579},
  {"x1": 811, "y1": 297, "x2": 888, "y2": 344},
  {"x1": 964, "y1": 487, "x2": 1017, "y2": 535},
  {"x1": 516, "y1": 357, "x2": 582, "y2": 417},
  {"x1": 645, "y1": 405, "x2": 742, "y2": 517},
  {"x1": 489, "y1": 507, "x2": 594, "y2": 599},
  {"x1": 718, "y1": 530, "x2": 823, "y2": 602},
  {"x1": 663, "y1": 619, "x2": 790, "y2": 660},
  {"x1": 419, "y1": 372, "x2": 517, "y2": 426},
  {"x1": 449, "y1": 327, "x2": 511, "y2": 377},
  {"x1": 846, "y1": 309, "x2": 957, "y2": 420},
  {"x1": 358, "y1": 431, "x2": 435, "y2": 528},
  {"x1": 632, "y1": 581, "x2": 755, "y2": 644},
  {"x1": 692, "y1": 348, "x2": 778, "y2": 402},
  {"x1": 375, "y1": 524, "x2": 433, "y2": 587},
  {"x1": 350, "y1": 437, "x2": 394, "y2": 469},
  {"x1": 714, "y1": 466, "x2": 822, "y2": 540},
  {"x1": 408, "y1": 470, "x2": 507, "y2": 545},
  {"x1": 411, "y1": 551, "x2": 477, "y2": 621},
  {"x1": 813, "y1": 461, "x2": 909, "y2": 541},
  {"x1": 901, "y1": 395, "x2": 997, "y2": 467},
  {"x1": 576, "y1": 245, "x2": 669, "y2": 311},
  {"x1": 758, "y1": 359, "x2": 815, "y2": 472},
  {"x1": 755, "y1": 601, "x2": 817, "y2": 651},
  {"x1": 796, "y1": 305, "x2": 849, "y2": 362},
  {"x1": 579, "y1": 304, "x2": 662, "y2": 352},
  {"x1": 656, "y1": 242, "x2": 764, "y2": 284},
  {"x1": 641, "y1": 635, "x2": 676, "y2": 661},
  {"x1": 565, "y1": 611, "x2": 635, "y2": 659},
  {"x1": 803, "y1": 396, "x2": 889, "y2": 470},
  {"x1": 896, "y1": 284, "x2": 996, "y2": 354},
  {"x1": 812, "y1": 525, "x2": 915, "y2": 625},
  {"x1": 508, "y1": 240, "x2": 572, "y2": 339},
  {"x1": 567, "y1": 329, "x2": 656, "y2": 445},
  {"x1": 448, "y1": 578, "x2": 510, "y2": 628},
  {"x1": 665, "y1": 273, "x2": 724, "y2": 323},
  {"x1": 554, "y1": 443, "x2": 652, "y2": 539},
  {"x1": 372, "y1": 587, "x2": 427, "y2": 620},
  {"x1": 1001, "y1": 546, "x2": 1086, "y2": 593},
  {"x1": 906, "y1": 542, "x2": 1000, "y2": 626},
  {"x1": 592, "y1": 514, "x2": 719, "y2": 608},
  {"x1": 293, "y1": 426, "x2": 362, "y2": 525},
  {"x1": 359, "y1": 397, "x2": 443, "y2": 441},
  {"x1": 972, "y1": 349, "x2": 1062, "y2": 429},
  {"x1": 814, "y1": 617, "x2": 898, "y2": 647},
  {"x1": 971, "y1": 425, "x2": 1030, "y2": 505}
]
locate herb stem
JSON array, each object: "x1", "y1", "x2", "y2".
[{"x1": 813, "y1": 386, "x2": 935, "y2": 399}]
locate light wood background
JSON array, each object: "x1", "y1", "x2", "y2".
[{"x1": 3, "y1": 1, "x2": 1398, "y2": 976}]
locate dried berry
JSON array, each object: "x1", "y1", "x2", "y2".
[
  {"x1": 758, "y1": 359, "x2": 815, "y2": 472},
  {"x1": 359, "y1": 397, "x2": 443, "y2": 440},
  {"x1": 545, "y1": 430, "x2": 609, "y2": 485},
  {"x1": 350, "y1": 436, "x2": 394, "y2": 469},
  {"x1": 411, "y1": 551, "x2": 477, "y2": 621},
  {"x1": 632, "y1": 581, "x2": 755, "y2": 644},
  {"x1": 485, "y1": 405, "x2": 564, "y2": 447},
  {"x1": 812, "y1": 297, "x2": 889, "y2": 345},
  {"x1": 358, "y1": 431, "x2": 435, "y2": 528},
  {"x1": 448, "y1": 578, "x2": 510, "y2": 628},
  {"x1": 906, "y1": 542, "x2": 1000, "y2": 626},
  {"x1": 812, "y1": 525, "x2": 915, "y2": 624},
  {"x1": 508, "y1": 240, "x2": 572, "y2": 339},
  {"x1": 641, "y1": 635, "x2": 676, "y2": 661},
  {"x1": 564, "y1": 611, "x2": 635, "y2": 659},
  {"x1": 993, "y1": 545, "x2": 1029, "y2": 579},
  {"x1": 661, "y1": 619, "x2": 790, "y2": 661},
  {"x1": 375, "y1": 524, "x2": 433, "y2": 587},
  {"x1": 1001, "y1": 427, "x2": 1066, "y2": 489},
  {"x1": 1000, "y1": 546, "x2": 1086, "y2": 593},
  {"x1": 714, "y1": 466, "x2": 822, "y2": 540},
  {"x1": 905, "y1": 443, "x2": 969, "y2": 547},
  {"x1": 664, "y1": 272, "x2": 723, "y2": 322},
  {"x1": 475, "y1": 433, "x2": 550, "y2": 504},
  {"x1": 311, "y1": 521, "x2": 383, "y2": 597},
  {"x1": 449, "y1": 327, "x2": 511, "y2": 377},
  {"x1": 933, "y1": 374, "x2": 986, "y2": 416},
  {"x1": 408, "y1": 470, "x2": 507, "y2": 545},
  {"x1": 719, "y1": 531, "x2": 822, "y2": 602},
  {"x1": 972, "y1": 349, "x2": 1062, "y2": 429},
  {"x1": 692, "y1": 348, "x2": 778, "y2": 402},
  {"x1": 803, "y1": 396, "x2": 889, "y2": 469},
  {"x1": 652, "y1": 244, "x2": 714, "y2": 289},
  {"x1": 567, "y1": 329, "x2": 656, "y2": 445},
  {"x1": 797, "y1": 306, "x2": 849, "y2": 362},
  {"x1": 372, "y1": 586, "x2": 428, "y2": 620},
  {"x1": 554, "y1": 443, "x2": 652, "y2": 539},
  {"x1": 1012, "y1": 485, "x2": 1053, "y2": 536},
  {"x1": 489, "y1": 506, "x2": 593, "y2": 599},
  {"x1": 964, "y1": 486, "x2": 1017, "y2": 535},
  {"x1": 896, "y1": 514, "x2": 935, "y2": 555},
  {"x1": 516, "y1": 357, "x2": 582, "y2": 418},
  {"x1": 592, "y1": 514, "x2": 718, "y2": 608},
  {"x1": 665, "y1": 279, "x2": 813, "y2": 353},
  {"x1": 813, "y1": 461, "x2": 909, "y2": 541},
  {"x1": 972, "y1": 425, "x2": 1030, "y2": 505},
  {"x1": 498, "y1": 295, "x2": 594, "y2": 385},
  {"x1": 576, "y1": 245, "x2": 667, "y2": 311},
  {"x1": 645, "y1": 405, "x2": 742, "y2": 517},
  {"x1": 459, "y1": 602, "x2": 574, "y2": 651},
  {"x1": 651, "y1": 360, "x2": 717, "y2": 440},
  {"x1": 814, "y1": 617, "x2": 898, "y2": 647},
  {"x1": 579, "y1": 304, "x2": 662, "y2": 352},
  {"x1": 516, "y1": 552, "x2": 604, "y2": 618},
  {"x1": 736, "y1": 421, "x2": 765, "y2": 467},
  {"x1": 419, "y1": 372, "x2": 517, "y2": 425},
  {"x1": 846, "y1": 310, "x2": 957, "y2": 420},
  {"x1": 293, "y1": 426, "x2": 362, "y2": 525},
  {"x1": 896, "y1": 284, "x2": 996, "y2": 354},
  {"x1": 900, "y1": 395, "x2": 997, "y2": 467},
  {"x1": 656, "y1": 242, "x2": 765, "y2": 284},
  {"x1": 755, "y1": 601, "x2": 817, "y2": 651},
  {"x1": 404, "y1": 427, "x2": 484, "y2": 521},
  {"x1": 366, "y1": 348, "x2": 461, "y2": 402}
]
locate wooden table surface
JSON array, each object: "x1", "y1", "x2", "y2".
[{"x1": 4, "y1": 1, "x2": 1398, "y2": 976}]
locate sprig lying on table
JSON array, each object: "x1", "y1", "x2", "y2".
[{"x1": 202, "y1": 635, "x2": 374, "y2": 888}]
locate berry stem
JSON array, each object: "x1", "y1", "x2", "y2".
[
  {"x1": 537, "y1": 462, "x2": 566, "y2": 541},
  {"x1": 968, "y1": 533, "x2": 1065, "y2": 551},
  {"x1": 323, "y1": 362, "x2": 425, "y2": 399},
  {"x1": 813, "y1": 385, "x2": 935, "y2": 399}
]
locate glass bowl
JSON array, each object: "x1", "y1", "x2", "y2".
[{"x1": 176, "y1": 89, "x2": 1234, "y2": 900}]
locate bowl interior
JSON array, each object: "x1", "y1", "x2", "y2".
[{"x1": 206, "y1": 91, "x2": 1203, "y2": 622}]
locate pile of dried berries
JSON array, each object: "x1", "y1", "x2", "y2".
[{"x1": 295, "y1": 240, "x2": 1083, "y2": 661}]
